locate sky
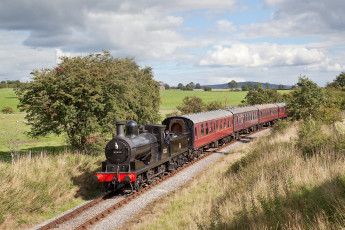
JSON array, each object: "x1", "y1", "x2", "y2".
[{"x1": 0, "y1": 0, "x2": 345, "y2": 86}]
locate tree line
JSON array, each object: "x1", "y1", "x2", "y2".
[
  {"x1": 161, "y1": 80, "x2": 288, "y2": 91},
  {"x1": 0, "y1": 80, "x2": 26, "y2": 89}
]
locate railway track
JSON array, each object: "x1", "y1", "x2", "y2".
[{"x1": 37, "y1": 127, "x2": 269, "y2": 230}]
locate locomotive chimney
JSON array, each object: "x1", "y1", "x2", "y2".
[{"x1": 116, "y1": 122, "x2": 125, "y2": 137}]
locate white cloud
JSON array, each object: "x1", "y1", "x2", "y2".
[
  {"x1": 199, "y1": 43, "x2": 326, "y2": 68},
  {"x1": 216, "y1": 20, "x2": 237, "y2": 33},
  {"x1": 244, "y1": 0, "x2": 345, "y2": 38},
  {"x1": 0, "y1": 31, "x2": 56, "y2": 82}
]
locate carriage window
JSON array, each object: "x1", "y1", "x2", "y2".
[
  {"x1": 216, "y1": 120, "x2": 219, "y2": 130},
  {"x1": 194, "y1": 127, "x2": 198, "y2": 139},
  {"x1": 224, "y1": 119, "x2": 227, "y2": 129},
  {"x1": 210, "y1": 122, "x2": 213, "y2": 133},
  {"x1": 201, "y1": 124, "x2": 204, "y2": 137},
  {"x1": 206, "y1": 122, "x2": 209, "y2": 135}
]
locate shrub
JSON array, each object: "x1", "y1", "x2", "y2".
[
  {"x1": 1, "y1": 106, "x2": 14, "y2": 114},
  {"x1": 203, "y1": 86, "x2": 212, "y2": 91},
  {"x1": 272, "y1": 120, "x2": 289, "y2": 135},
  {"x1": 297, "y1": 120, "x2": 329, "y2": 157}
]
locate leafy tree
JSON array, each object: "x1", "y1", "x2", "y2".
[
  {"x1": 164, "y1": 83, "x2": 170, "y2": 90},
  {"x1": 242, "y1": 88, "x2": 283, "y2": 105},
  {"x1": 16, "y1": 51, "x2": 160, "y2": 151},
  {"x1": 278, "y1": 84, "x2": 285, "y2": 90},
  {"x1": 241, "y1": 82, "x2": 256, "y2": 91},
  {"x1": 176, "y1": 96, "x2": 224, "y2": 114},
  {"x1": 265, "y1": 82, "x2": 270, "y2": 89},
  {"x1": 177, "y1": 83, "x2": 184, "y2": 89},
  {"x1": 228, "y1": 80, "x2": 239, "y2": 90},
  {"x1": 241, "y1": 84, "x2": 249, "y2": 91},
  {"x1": 286, "y1": 76, "x2": 325, "y2": 120},
  {"x1": 187, "y1": 82, "x2": 195, "y2": 89},
  {"x1": 206, "y1": 101, "x2": 224, "y2": 110},
  {"x1": 195, "y1": 83, "x2": 201, "y2": 89},
  {"x1": 204, "y1": 86, "x2": 212, "y2": 91},
  {"x1": 176, "y1": 96, "x2": 205, "y2": 114},
  {"x1": 185, "y1": 82, "x2": 195, "y2": 91},
  {"x1": 255, "y1": 82, "x2": 262, "y2": 89},
  {"x1": 327, "y1": 72, "x2": 345, "y2": 88}
]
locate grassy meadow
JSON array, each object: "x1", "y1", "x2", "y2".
[
  {"x1": 0, "y1": 88, "x2": 20, "y2": 112},
  {"x1": 122, "y1": 121, "x2": 345, "y2": 230}
]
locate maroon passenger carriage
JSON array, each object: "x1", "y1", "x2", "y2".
[
  {"x1": 227, "y1": 106, "x2": 259, "y2": 139},
  {"x1": 162, "y1": 110, "x2": 234, "y2": 150}
]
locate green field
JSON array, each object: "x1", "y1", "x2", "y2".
[
  {"x1": 0, "y1": 88, "x2": 20, "y2": 112},
  {"x1": 0, "y1": 113, "x2": 66, "y2": 159}
]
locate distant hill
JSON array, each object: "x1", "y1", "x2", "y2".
[{"x1": 202, "y1": 81, "x2": 292, "y2": 90}]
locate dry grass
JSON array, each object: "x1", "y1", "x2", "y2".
[
  {"x1": 121, "y1": 121, "x2": 345, "y2": 230},
  {"x1": 0, "y1": 151, "x2": 103, "y2": 229}
]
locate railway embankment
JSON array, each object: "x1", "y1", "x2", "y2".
[{"x1": 122, "y1": 121, "x2": 345, "y2": 229}]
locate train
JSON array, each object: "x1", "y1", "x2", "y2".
[{"x1": 94, "y1": 103, "x2": 287, "y2": 192}]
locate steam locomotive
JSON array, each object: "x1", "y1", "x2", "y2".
[{"x1": 94, "y1": 103, "x2": 287, "y2": 192}]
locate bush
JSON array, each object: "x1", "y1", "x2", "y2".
[
  {"x1": 272, "y1": 120, "x2": 289, "y2": 135},
  {"x1": 1, "y1": 106, "x2": 14, "y2": 114},
  {"x1": 204, "y1": 86, "x2": 212, "y2": 91},
  {"x1": 297, "y1": 120, "x2": 329, "y2": 157}
]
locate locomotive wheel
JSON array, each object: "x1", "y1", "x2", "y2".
[
  {"x1": 146, "y1": 169, "x2": 155, "y2": 184},
  {"x1": 157, "y1": 164, "x2": 166, "y2": 178},
  {"x1": 134, "y1": 174, "x2": 144, "y2": 191}
]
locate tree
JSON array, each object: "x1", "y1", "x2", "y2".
[
  {"x1": 185, "y1": 82, "x2": 195, "y2": 91},
  {"x1": 228, "y1": 80, "x2": 239, "y2": 90},
  {"x1": 278, "y1": 84, "x2": 285, "y2": 90},
  {"x1": 206, "y1": 101, "x2": 224, "y2": 110},
  {"x1": 176, "y1": 96, "x2": 205, "y2": 114},
  {"x1": 327, "y1": 72, "x2": 345, "y2": 88},
  {"x1": 204, "y1": 86, "x2": 212, "y2": 91},
  {"x1": 241, "y1": 84, "x2": 249, "y2": 91},
  {"x1": 164, "y1": 83, "x2": 170, "y2": 90},
  {"x1": 16, "y1": 51, "x2": 160, "y2": 151},
  {"x1": 195, "y1": 83, "x2": 201, "y2": 89},
  {"x1": 242, "y1": 88, "x2": 283, "y2": 105},
  {"x1": 255, "y1": 82, "x2": 262, "y2": 90},
  {"x1": 286, "y1": 76, "x2": 325, "y2": 120},
  {"x1": 265, "y1": 82, "x2": 270, "y2": 89},
  {"x1": 177, "y1": 83, "x2": 184, "y2": 89}
]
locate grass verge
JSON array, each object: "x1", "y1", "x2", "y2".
[
  {"x1": 121, "y1": 121, "x2": 345, "y2": 230},
  {"x1": 0, "y1": 151, "x2": 104, "y2": 229}
]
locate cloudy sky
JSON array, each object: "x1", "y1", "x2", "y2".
[{"x1": 0, "y1": 0, "x2": 344, "y2": 86}]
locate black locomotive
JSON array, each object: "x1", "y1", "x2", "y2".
[{"x1": 95, "y1": 120, "x2": 191, "y2": 191}]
